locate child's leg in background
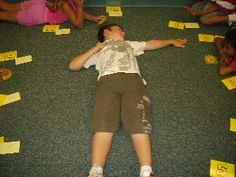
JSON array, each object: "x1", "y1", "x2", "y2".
[
  {"x1": 0, "y1": 0, "x2": 21, "y2": 11},
  {"x1": 0, "y1": 0, "x2": 48, "y2": 25},
  {"x1": 198, "y1": 1, "x2": 226, "y2": 25},
  {"x1": 0, "y1": 11, "x2": 18, "y2": 23},
  {"x1": 200, "y1": 14, "x2": 228, "y2": 25},
  {"x1": 191, "y1": 0, "x2": 208, "y2": 11}
]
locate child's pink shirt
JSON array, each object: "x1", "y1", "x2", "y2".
[{"x1": 47, "y1": 0, "x2": 77, "y2": 24}]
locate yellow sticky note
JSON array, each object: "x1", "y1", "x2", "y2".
[
  {"x1": 43, "y1": 25, "x2": 60, "y2": 32},
  {"x1": 210, "y1": 160, "x2": 235, "y2": 177},
  {"x1": 109, "y1": 11, "x2": 123, "y2": 17},
  {"x1": 55, "y1": 28, "x2": 71, "y2": 35},
  {"x1": 0, "y1": 51, "x2": 17, "y2": 62},
  {"x1": 3, "y1": 92, "x2": 21, "y2": 106},
  {"x1": 230, "y1": 118, "x2": 236, "y2": 132},
  {"x1": 15, "y1": 55, "x2": 32, "y2": 65},
  {"x1": 0, "y1": 141, "x2": 20, "y2": 155},
  {"x1": 0, "y1": 94, "x2": 7, "y2": 106},
  {"x1": 106, "y1": 6, "x2": 121, "y2": 13},
  {"x1": 198, "y1": 34, "x2": 215, "y2": 42},
  {"x1": 0, "y1": 137, "x2": 4, "y2": 143},
  {"x1": 221, "y1": 76, "x2": 236, "y2": 90},
  {"x1": 204, "y1": 54, "x2": 218, "y2": 64},
  {"x1": 168, "y1": 20, "x2": 185, "y2": 30},
  {"x1": 184, "y1": 22, "x2": 199, "y2": 28}
]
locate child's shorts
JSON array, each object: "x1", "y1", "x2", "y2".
[
  {"x1": 18, "y1": 0, "x2": 48, "y2": 26},
  {"x1": 92, "y1": 73, "x2": 152, "y2": 134}
]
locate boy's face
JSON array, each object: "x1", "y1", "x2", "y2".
[
  {"x1": 105, "y1": 25, "x2": 125, "y2": 41},
  {"x1": 224, "y1": 42, "x2": 236, "y2": 57}
]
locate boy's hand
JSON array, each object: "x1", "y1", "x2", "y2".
[
  {"x1": 93, "y1": 42, "x2": 104, "y2": 53},
  {"x1": 172, "y1": 39, "x2": 187, "y2": 48}
]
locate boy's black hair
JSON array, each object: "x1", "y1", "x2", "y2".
[
  {"x1": 225, "y1": 29, "x2": 236, "y2": 50},
  {"x1": 97, "y1": 23, "x2": 123, "y2": 42}
]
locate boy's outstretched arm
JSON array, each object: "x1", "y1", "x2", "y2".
[
  {"x1": 144, "y1": 39, "x2": 187, "y2": 51},
  {"x1": 69, "y1": 42, "x2": 104, "y2": 71}
]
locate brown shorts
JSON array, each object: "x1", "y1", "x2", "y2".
[{"x1": 92, "y1": 73, "x2": 152, "y2": 134}]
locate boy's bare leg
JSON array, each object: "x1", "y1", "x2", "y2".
[
  {"x1": 201, "y1": 15, "x2": 229, "y2": 25},
  {"x1": 0, "y1": 11, "x2": 18, "y2": 23},
  {"x1": 0, "y1": 0, "x2": 21, "y2": 11},
  {"x1": 91, "y1": 132, "x2": 114, "y2": 167},
  {"x1": 131, "y1": 134, "x2": 152, "y2": 166}
]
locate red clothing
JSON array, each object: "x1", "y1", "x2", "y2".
[
  {"x1": 209, "y1": 0, "x2": 236, "y2": 14},
  {"x1": 229, "y1": 57, "x2": 236, "y2": 71}
]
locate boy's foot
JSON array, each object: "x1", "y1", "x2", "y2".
[{"x1": 0, "y1": 68, "x2": 12, "y2": 81}]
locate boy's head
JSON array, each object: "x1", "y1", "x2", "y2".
[
  {"x1": 224, "y1": 29, "x2": 236, "y2": 57},
  {"x1": 97, "y1": 24, "x2": 125, "y2": 42}
]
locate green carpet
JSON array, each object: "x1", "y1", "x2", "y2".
[{"x1": 0, "y1": 7, "x2": 236, "y2": 177}]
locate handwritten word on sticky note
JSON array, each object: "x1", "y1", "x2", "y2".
[
  {"x1": 230, "y1": 118, "x2": 236, "y2": 132},
  {"x1": 0, "y1": 141, "x2": 20, "y2": 155},
  {"x1": 106, "y1": 6, "x2": 121, "y2": 13},
  {"x1": 210, "y1": 160, "x2": 235, "y2": 177},
  {"x1": 55, "y1": 28, "x2": 71, "y2": 35},
  {"x1": 184, "y1": 22, "x2": 199, "y2": 28},
  {"x1": 204, "y1": 54, "x2": 218, "y2": 64},
  {"x1": 0, "y1": 137, "x2": 4, "y2": 143},
  {"x1": 221, "y1": 76, "x2": 236, "y2": 90},
  {"x1": 43, "y1": 25, "x2": 60, "y2": 32},
  {"x1": 0, "y1": 51, "x2": 17, "y2": 62},
  {"x1": 198, "y1": 34, "x2": 215, "y2": 42},
  {"x1": 15, "y1": 55, "x2": 32, "y2": 65}
]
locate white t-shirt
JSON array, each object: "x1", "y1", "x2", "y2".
[{"x1": 84, "y1": 39, "x2": 146, "y2": 81}]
